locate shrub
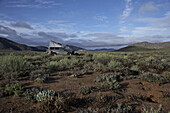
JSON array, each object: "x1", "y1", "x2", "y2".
[
  {"x1": 4, "y1": 83, "x2": 23, "y2": 96},
  {"x1": 76, "y1": 103, "x2": 133, "y2": 113},
  {"x1": 0, "y1": 55, "x2": 32, "y2": 79},
  {"x1": 98, "y1": 95, "x2": 110, "y2": 103},
  {"x1": 47, "y1": 61, "x2": 59, "y2": 71},
  {"x1": 101, "y1": 80, "x2": 120, "y2": 90},
  {"x1": 93, "y1": 63, "x2": 106, "y2": 72},
  {"x1": 40, "y1": 95, "x2": 68, "y2": 113},
  {"x1": 70, "y1": 69, "x2": 89, "y2": 78},
  {"x1": 130, "y1": 65, "x2": 139, "y2": 72},
  {"x1": 94, "y1": 73, "x2": 121, "y2": 90},
  {"x1": 83, "y1": 53, "x2": 93, "y2": 61},
  {"x1": 80, "y1": 86, "x2": 92, "y2": 95},
  {"x1": 93, "y1": 53, "x2": 114, "y2": 65},
  {"x1": 163, "y1": 71, "x2": 170, "y2": 78},
  {"x1": 24, "y1": 87, "x2": 43, "y2": 103},
  {"x1": 50, "y1": 55, "x2": 64, "y2": 61},
  {"x1": 30, "y1": 69, "x2": 49, "y2": 82},
  {"x1": 0, "y1": 87, "x2": 5, "y2": 98},
  {"x1": 137, "y1": 56, "x2": 169, "y2": 73},
  {"x1": 93, "y1": 73, "x2": 122, "y2": 83},
  {"x1": 47, "y1": 58, "x2": 79, "y2": 71},
  {"x1": 142, "y1": 104, "x2": 162, "y2": 113},
  {"x1": 83, "y1": 62, "x2": 94, "y2": 70},
  {"x1": 107, "y1": 60, "x2": 122, "y2": 71},
  {"x1": 36, "y1": 90, "x2": 56, "y2": 102},
  {"x1": 30, "y1": 55, "x2": 43, "y2": 61},
  {"x1": 115, "y1": 103, "x2": 133, "y2": 113},
  {"x1": 34, "y1": 77, "x2": 45, "y2": 83},
  {"x1": 140, "y1": 73, "x2": 168, "y2": 85}
]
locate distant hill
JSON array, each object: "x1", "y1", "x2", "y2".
[
  {"x1": 64, "y1": 45, "x2": 85, "y2": 51},
  {"x1": 0, "y1": 37, "x2": 47, "y2": 52},
  {"x1": 115, "y1": 46, "x2": 153, "y2": 52},
  {"x1": 90, "y1": 48, "x2": 115, "y2": 51},
  {"x1": 0, "y1": 37, "x2": 85, "y2": 52},
  {"x1": 116, "y1": 41, "x2": 170, "y2": 52},
  {"x1": 130, "y1": 41, "x2": 170, "y2": 49}
]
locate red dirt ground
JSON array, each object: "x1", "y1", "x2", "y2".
[{"x1": 0, "y1": 71, "x2": 170, "y2": 113}]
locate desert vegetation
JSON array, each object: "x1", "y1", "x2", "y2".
[{"x1": 0, "y1": 50, "x2": 170, "y2": 113}]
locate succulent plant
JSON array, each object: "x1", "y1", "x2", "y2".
[{"x1": 36, "y1": 90, "x2": 56, "y2": 102}]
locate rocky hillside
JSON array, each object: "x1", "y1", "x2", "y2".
[
  {"x1": 0, "y1": 37, "x2": 47, "y2": 51},
  {"x1": 130, "y1": 41, "x2": 170, "y2": 49},
  {"x1": 0, "y1": 37, "x2": 85, "y2": 52}
]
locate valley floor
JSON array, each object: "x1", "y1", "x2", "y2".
[{"x1": 0, "y1": 50, "x2": 170, "y2": 113}]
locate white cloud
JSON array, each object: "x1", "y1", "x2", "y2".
[
  {"x1": 139, "y1": 2, "x2": 158, "y2": 14},
  {"x1": 133, "y1": 11, "x2": 170, "y2": 36},
  {"x1": 0, "y1": 19, "x2": 169, "y2": 48},
  {"x1": 119, "y1": 0, "x2": 133, "y2": 34},
  {"x1": 6, "y1": 0, "x2": 61, "y2": 8},
  {"x1": 120, "y1": 26, "x2": 129, "y2": 33},
  {"x1": 120, "y1": 0, "x2": 133, "y2": 24},
  {"x1": 48, "y1": 20, "x2": 66, "y2": 25},
  {"x1": 93, "y1": 14, "x2": 108, "y2": 22}
]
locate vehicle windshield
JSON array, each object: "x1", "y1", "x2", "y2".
[{"x1": 49, "y1": 47, "x2": 67, "y2": 52}]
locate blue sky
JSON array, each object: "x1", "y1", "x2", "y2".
[{"x1": 0, "y1": 0, "x2": 170, "y2": 49}]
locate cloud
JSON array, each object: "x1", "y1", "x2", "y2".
[
  {"x1": 83, "y1": 33, "x2": 117, "y2": 39},
  {"x1": 86, "y1": 13, "x2": 108, "y2": 23},
  {"x1": 6, "y1": 0, "x2": 61, "y2": 8},
  {"x1": 10, "y1": 22, "x2": 34, "y2": 30},
  {"x1": 119, "y1": 0, "x2": 133, "y2": 33},
  {"x1": 0, "y1": 25, "x2": 17, "y2": 35},
  {"x1": 38, "y1": 32, "x2": 77, "y2": 39},
  {"x1": 133, "y1": 11, "x2": 170, "y2": 36},
  {"x1": 48, "y1": 20, "x2": 66, "y2": 25},
  {"x1": 0, "y1": 19, "x2": 169, "y2": 49},
  {"x1": 120, "y1": 0, "x2": 133, "y2": 24},
  {"x1": 93, "y1": 14, "x2": 108, "y2": 22},
  {"x1": 139, "y1": 2, "x2": 158, "y2": 14}
]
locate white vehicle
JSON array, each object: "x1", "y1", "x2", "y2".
[{"x1": 47, "y1": 41, "x2": 74, "y2": 55}]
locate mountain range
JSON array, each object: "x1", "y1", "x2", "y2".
[
  {"x1": 0, "y1": 37, "x2": 84, "y2": 52},
  {"x1": 0, "y1": 37, "x2": 170, "y2": 52},
  {"x1": 116, "y1": 41, "x2": 170, "y2": 52}
]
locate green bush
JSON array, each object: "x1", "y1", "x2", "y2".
[
  {"x1": 34, "y1": 77, "x2": 45, "y2": 83},
  {"x1": 30, "y1": 69, "x2": 49, "y2": 82},
  {"x1": 50, "y1": 55, "x2": 64, "y2": 61},
  {"x1": 130, "y1": 65, "x2": 139, "y2": 72},
  {"x1": 47, "y1": 61, "x2": 59, "y2": 71},
  {"x1": 101, "y1": 80, "x2": 120, "y2": 90},
  {"x1": 93, "y1": 53, "x2": 114, "y2": 65},
  {"x1": 36, "y1": 90, "x2": 56, "y2": 102},
  {"x1": 0, "y1": 55, "x2": 32, "y2": 79},
  {"x1": 94, "y1": 73, "x2": 121, "y2": 90},
  {"x1": 137, "y1": 56, "x2": 169, "y2": 73},
  {"x1": 30, "y1": 55, "x2": 43, "y2": 61},
  {"x1": 93, "y1": 73, "x2": 122, "y2": 83},
  {"x1": 107, "y1": 60, "x2": 122, "y2": 71},
  {"x1": 0, "y1": 87, "x2": 5, "y2": 97},
  {"x1": 4, "y1": 83, "x2": 23, "y2": 96},
  {"x1": 142, "y1": 104, "x2": 162, "y2": 113},
  {"x1": 163, "y1": 71, "x2": 170, "y2": 78},
  {"x1": 93, "y1": 63, "x2": 106, "y2": 72},
  {"x1": 140, "y1": 73, "x2": 168, "y2": 85},
  {"x1": 70, "y1": 69, "x2": 89, "y2": 78},
  {"x1": 40, "y1": 95, "x2": 68, "y2": 113},
  {"x1": 80, "y1": 86, "x2": 92, "y2": 95},
  {"x1": 24, "y1": 87, "x2": 43, "y2": 103},
  {"x1": 83, "y1": 62, "x2": 94, "y2": 70},
  {"x1": 116, "y1": 103, "x2": 133, "y2": 113},
  {"x1": 47, "y1": 58, "x2": 79, "y2": 71}
]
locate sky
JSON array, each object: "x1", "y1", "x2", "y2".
[{"x1": 0, "y1": 0, "x2": 170, "y2": 49}]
